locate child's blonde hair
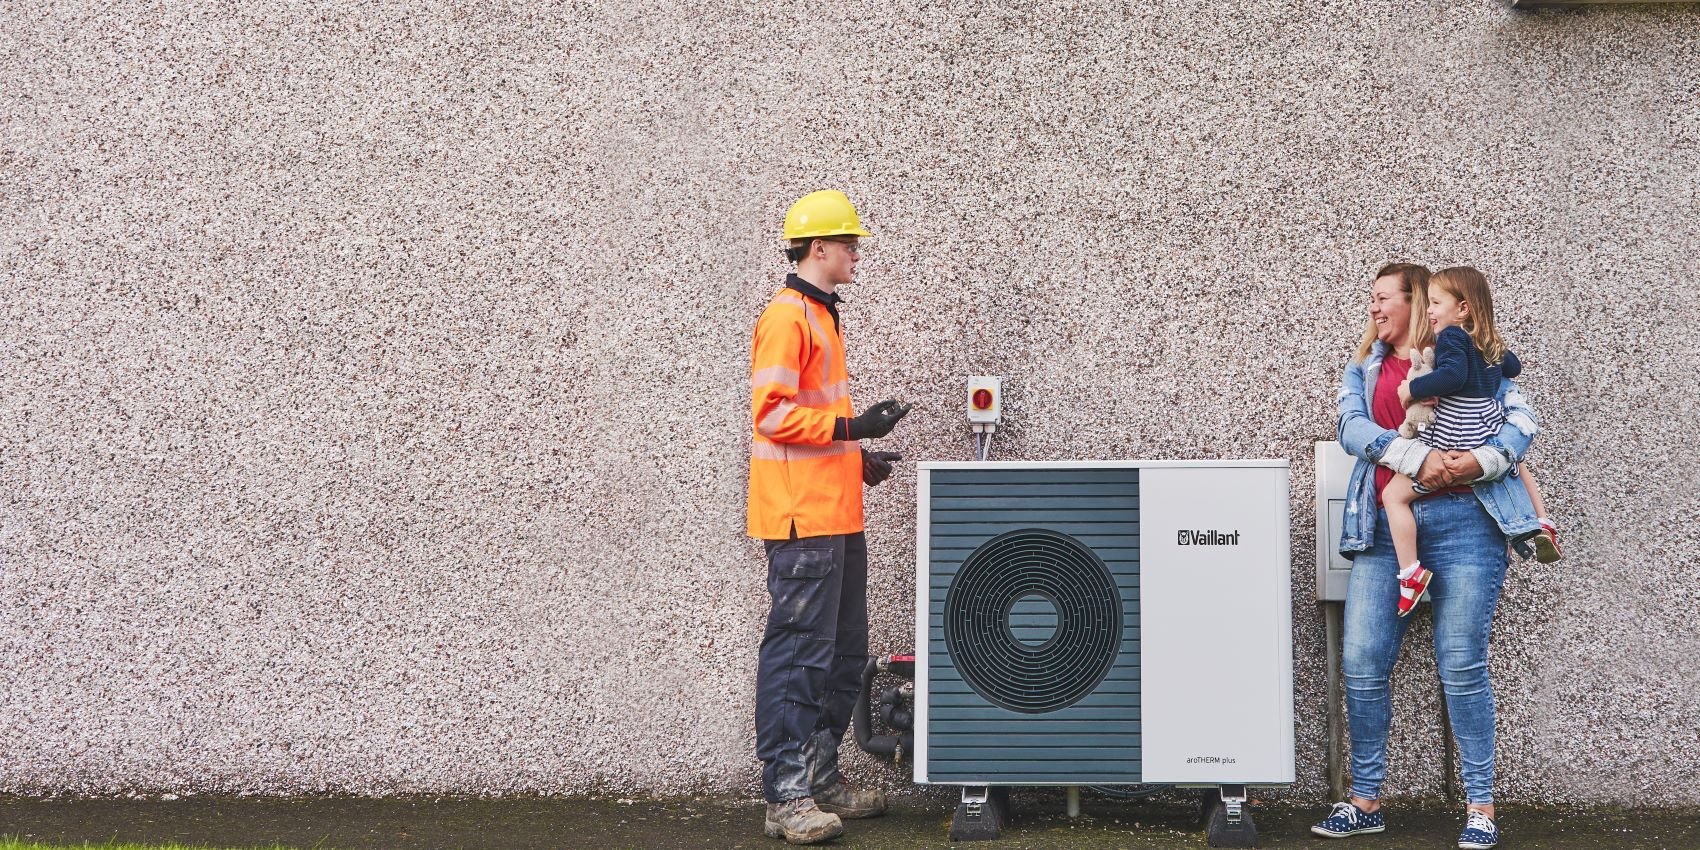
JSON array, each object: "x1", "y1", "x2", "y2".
[{"x1": 1429, "y1": 266, "x2": 1508, "y2": 366}]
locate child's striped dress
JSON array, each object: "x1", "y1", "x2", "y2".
[{"x1": 1408, "y1": 326, "x2": 1523, "y2": 452}]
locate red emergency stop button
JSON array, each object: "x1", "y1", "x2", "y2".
[{"x1": 972, "y1": 388, "x2": 993, "y2": 410}]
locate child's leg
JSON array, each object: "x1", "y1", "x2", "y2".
[
  {"x1": 1382, "y1": 474, "x2": 1434, "y2": 618},
  {"x1": 1381, "y1": 475, "x2": 1422, "y2": 572},
  {"x1": 1519, "y1": 462, "x2": 1561, "y2": 562},
  {"x1": 1519, "y1": 462, "x2": 1548, "y2": 518}
]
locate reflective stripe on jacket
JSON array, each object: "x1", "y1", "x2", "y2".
[{"x1": 747, "y1": 288, "x2": 862, "y2": 539}]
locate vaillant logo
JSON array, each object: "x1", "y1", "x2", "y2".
[{"x1": 1177, "y1": 529, "x2": 1241, "y2": 546}]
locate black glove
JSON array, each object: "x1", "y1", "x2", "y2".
[
  {"x1": 837, "y1": 399, "x2": 912, "y2": 441},
  {"x1": 862, "y1": 450, "x2": 901, "y2": 486}
]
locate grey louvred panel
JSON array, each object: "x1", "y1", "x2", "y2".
[{"x1": 927, "y1": 467, "x2": 1141, "y2": 784}]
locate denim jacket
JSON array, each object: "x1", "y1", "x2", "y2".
[{"x1": 1336, "y1": 340, "x2": 1541, "y2": 557}]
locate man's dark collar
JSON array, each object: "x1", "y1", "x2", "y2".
[{"x1": 785, "y1": 274, "x2": 841, "y2": 307}]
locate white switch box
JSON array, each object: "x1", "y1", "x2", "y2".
[{"x1": 966, "y1": 376, "x2": 1003, "y2": 425}]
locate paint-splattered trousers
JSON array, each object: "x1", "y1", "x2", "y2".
[{"x1": 755, "y1": 532, "x2": 869, "y2": 804}]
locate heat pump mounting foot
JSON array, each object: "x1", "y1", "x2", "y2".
[
  {"x1": 949, "y1": 785, "x2": 1008, "y2": 841},
  {"x1": 1204, "y1": 784, "x2": 1257, "y2": 848}
]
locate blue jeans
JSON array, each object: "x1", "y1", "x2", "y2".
[
  {"x1": 755, "y1": 532, "x2": 869, "y2": 803},
  {"x1": 1343, "y1": 492, "x2": 1508, "y2": 805}
]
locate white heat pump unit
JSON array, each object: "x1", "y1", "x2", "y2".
[{"x1": 914, "y1": 460, "x2": 1293, "y2": 846}]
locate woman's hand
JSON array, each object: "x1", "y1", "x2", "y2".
[
  {"x1": 1416, "y1": 451, "x2": 1451, "y2": 491},
  {"x1": 1442, "y1": 450, "x2": 1484, "y2": 484}
]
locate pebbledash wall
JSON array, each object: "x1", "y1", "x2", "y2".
[{"x1": 3, "y1": 0, "x2": 1698, "y2": 805}]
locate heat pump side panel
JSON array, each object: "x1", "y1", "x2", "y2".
[{"x1": 1137, "y1": 465, "x2": 1295, "y2": 784}]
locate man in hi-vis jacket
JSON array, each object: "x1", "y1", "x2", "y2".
[{"x1": 748, "y1": 190, "x2": 909, "y2": 845}]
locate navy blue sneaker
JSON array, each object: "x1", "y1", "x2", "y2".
[
  {"x1": 1458, "y1": 809, "x2": 1499, "y2": 849},
  {"x1": 1310, "y1": 801, "x2": 1385, "y2": 838}
]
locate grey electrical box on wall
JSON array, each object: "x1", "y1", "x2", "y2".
[{"x1": 1314, "y1": 442, "x2": 1355, "y2": 602}]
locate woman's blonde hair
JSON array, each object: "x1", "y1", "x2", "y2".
[
  {"x1": 1355, "y1": 263, "x2": 1435, "y2": 362},
  {"x1": 1428, "y1": 266, "x2": 1507, "y2": 366}
]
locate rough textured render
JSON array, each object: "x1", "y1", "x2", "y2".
[{"x1": 2, "y1": 0, "x2": 1698, "y2": 804}]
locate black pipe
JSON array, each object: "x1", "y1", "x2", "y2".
[{"x1": 854, "y1": 657, "x2": 902, "y2": 757}]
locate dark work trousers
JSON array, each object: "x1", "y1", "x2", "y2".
[{"x1": 755, "y1": 532, "x2": 869, "y2": 803}]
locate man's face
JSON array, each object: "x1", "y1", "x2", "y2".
[{"x1": 813, "y1": 237, "x2": 861, "y2": 286}]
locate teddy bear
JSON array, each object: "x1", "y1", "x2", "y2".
[{"x1": 1398, "y1": 346, "x2": 1437, "y2": 438}]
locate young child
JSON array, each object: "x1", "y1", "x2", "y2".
[{"x1": 1385, "y1": 266, "x2": 1560, "y2": 617}]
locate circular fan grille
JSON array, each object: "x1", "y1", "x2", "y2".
[{"x1": 944, "y1": 528, "x2": 1122, "y2": 714}]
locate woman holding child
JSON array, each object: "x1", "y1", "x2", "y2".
[{"x1": 1311, "y1": 263, "x2": 1555, "y2": 850}]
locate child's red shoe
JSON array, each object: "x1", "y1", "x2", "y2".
[
  {"x1": 1533, "y1": 519, "x2": 1561, "y2": 564},
  {"x1": 1397, "y1": 563, "x2": 1433, "y2": 618}
]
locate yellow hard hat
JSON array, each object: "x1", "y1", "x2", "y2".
[{"x1": 783, "y1": 190, "x2": 872, "y2": 241}]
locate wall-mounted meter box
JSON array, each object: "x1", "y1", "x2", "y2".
[
  {"x1": 1315, "y1": 441, "x2": 1356, "y2": 602},
  {"x1": 967, "y1": 376, "x2": 1002, "y2": 425}
]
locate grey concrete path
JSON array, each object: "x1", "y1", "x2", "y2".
[{"x1": 3, "y1": 794, "x2": 1695, "y2": 849}]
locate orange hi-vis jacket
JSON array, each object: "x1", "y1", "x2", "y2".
[{"x1": 747, "y1": 285, "x2": 863, "y2": 540}]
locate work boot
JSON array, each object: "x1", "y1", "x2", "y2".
[
  {"x1": 764, "y1": 797, "x2": 844, "y2": 844},
  {"x1": 814, "y1": 780, "x2": 887, "y2": 819}
]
